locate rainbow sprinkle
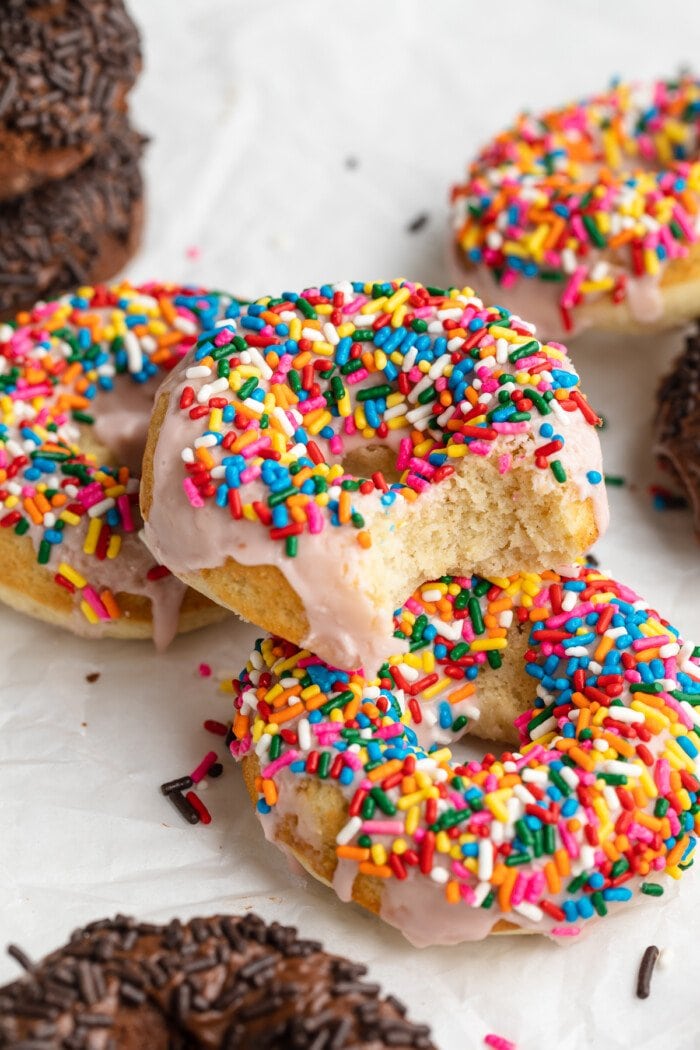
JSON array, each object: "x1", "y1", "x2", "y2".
[
  {"x1": 228, "y1": 565, "x2": 700, "y2": 939},
  {"x1": 0, "y1": 282, "x2": 235, "y2": 626},
  {"x1": 170, "y1": 279, "x2": 601, "y2": 558},
  {"x1": 452, "y1": 77, "x2": 700, "y2": 332}
]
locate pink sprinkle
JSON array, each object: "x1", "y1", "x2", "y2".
[
  {"x1": 190, "y1": 751, "x2": 218, "y2": 784},
  {"x1": 183, "y1": 477, "x2": 204, "y2": 508},
  {"x1": 117, "y1": 494, "x2": 134, "y2": 532},
  {"x1": 82, "y1": 587, "x2": 110, "y2": 621},
  {"x1": 485, "y1": 1035, "x2": 516, "y2": 1050},
  {"x1": 306, "y1": 501, "x2": 324, "y2": 535},
  {"x1": 185, "y1": 245, "x2": 202, "y2": 260},
  {"x1": 551, "y1": 926, "x2": 581, "y2": 937},
  {"x1": 497, "y1": 454, "x2": 512, "y2": 477},
  {"x1": 468, "y1": 440, "x2": 491, "y2": 456},
  {"x1": 396, "y1": 438, "x2": 412, "y2": 470},
  {"x1": 198, "y1": 663, "x2": 212, "y2": 677},
  {"x1": 261, "y1": 750, "x2": 299, "y2": 779},
  {"x1": 362, "y1": 820, "x2": 403, "y2": 835}
]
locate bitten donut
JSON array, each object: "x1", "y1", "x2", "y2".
[
  {"x1": 0, "y1": 281, "x2": 241, "y2": 646},
  {"x1": 452, "y1": 76, "x2": 700, "y2": 341},
  {"x1": 0, "y1": 121, "x2": 144, "y2": 320},
  {"x1": 230, "y1": 565, "x2": 700, "y2": 946},
  {"x1": 0, "y1": 913, "x2": 435, "y2": 1049},
  {"x1": 142, "y1": 279, "x2": 607, "y2": 672},
  {"x1": 655, "y1": 323, "x2": 700, "y2": 534},
  {"x1": 0, "y1": 0, "x2": 141, "y2": 201}
]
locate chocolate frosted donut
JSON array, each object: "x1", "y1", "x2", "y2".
[
  {"x1": 0, "y1": 120, "x2": 144, "y2": 320},
  {"x1": 0, "y1": 913, "x2": 435, "y2": 1049},
  {"x1": 0, "y1": 0, "x2": 141, "y2": 201},
  {"x1": 655, "y1": 324, "x2": 700, "y2": 532}
]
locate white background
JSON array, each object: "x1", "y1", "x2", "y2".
[{"x1": 2, "y1": 2, "x2": 700, "y2": 1047}]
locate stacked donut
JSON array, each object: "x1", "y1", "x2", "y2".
[
  {"x1": 0, "y1": 1, "x2": 144, "y2": 317},
  {"x1": 136, "y1": 276, "x2": 700, "y2": 944}
]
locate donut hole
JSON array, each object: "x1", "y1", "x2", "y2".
[{"x1": 341, "y1": 443, "x2": 403, "y2": 486}]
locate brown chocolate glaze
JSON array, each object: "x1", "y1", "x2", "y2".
[
  {"x1": 0, "y1": 914, "x2": 436, "y2": 1049},
  {"x1": 0, "y1": 120, "x2": 145, "y2": 320},
  {"x1": 0, "y1": 0, "x2": 142, "y2": 200},
  {"x1": 655, "y1": 324, "x2": 700, "y2": 533}
]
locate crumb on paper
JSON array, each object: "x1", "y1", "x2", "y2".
[
  {"x1": 406, "y1": 212, "x2": 429, "y2": 234},
  {"x1": 86, "y1": 672, "x2": 100, "y2": 683}
]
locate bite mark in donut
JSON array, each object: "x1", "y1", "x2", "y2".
[
  {"x1": 141, "y1": 280, "x2": 606, "y2": 671},
  {"x1": 229, "y1": 565, "x2": 700, "y2": 946},
  {"x1": 0, "y1": 282, "x2": 240, "y2": 645},
  {"x1": 452, "y1": 77, "x2": 700, "y2": 340}
]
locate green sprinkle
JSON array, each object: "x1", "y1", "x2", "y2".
[
  {"x1": 71, "y1": 411, "x2": 94, "y2": 425},
  {"x1": 357, "y1": 384, "x2": 393, "y2": 402},
  {"x1": 14, "y1": 518, "x2": 30, "y2": 536},
  {"x1": 604, "y1": 474, "x2": 626, "y2": 487},
  {"x1": 268, "y1": 735, "x2": 282, "y2": 761},
  {"x1": 295, "y1": 297, "x2": 316, "y2": 319},
  {"x1": 38, "y1": 540, "x2": 51, "y2": 565},
  {"x1": 268, "y1": 486, "x2": 298, "y2": 507},
  {"x1": 370, "y1": 787, "x2": 397, "y2": 816},
  {"x1": 285, "y1": 535, "x2": 297, "y2": 558},
  {"x1": 550, "y1": 460, "x2": 567, "y2": 483},
  {"x1": 480, "y1": 890, "x2": 496, "y2": 910},
  {"x1": 591, "y1": 891, "x2": 607, "y2": 916},
  {"x1": 505, "y1": 852, "x2": 531, "y2": 866},
  {"x1": 318, "y1": 751, "x2": 331, "y2": 779},
  {"x1": 238, "y1": 377, "x2": 258, "y2": 400},
  {"x1": 523, "y1": 388, "x2": 551, "y2": 415},
  {"x1": 468, "y1": 596, "x2": 485, "y2": 635},
  {"x1": 641, "y1": 883, "x2": 664, "y2": 897},
  {"x1": 582, "y1": 213, "x2": 606, "y2": 248}
]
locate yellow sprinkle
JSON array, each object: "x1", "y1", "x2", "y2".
[
  {"x1": 57, "y1": 562, "x2": 87, "y2": 588},
  {"x1": 83, "y1": 518, "x2": 101, "y2": 555}
]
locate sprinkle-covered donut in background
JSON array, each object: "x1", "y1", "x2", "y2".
[
  {"x1": 0, "y1": 913, "x2": 436, "y2": 1049},
  {"x1": 452, "y1": 77, "x2": 700, "y2": 341},
  {"x1": 141, "y1": 280, "x2": 607, "y2": 673},
  {"x1": 0, "y1": 0, "x2": 141, "y2": 201},
  {"x1": 229, "y1": 565, "x2": 700, "y2": 946},
  {"x1": 0, "y1": 282, "x2": 240, "y2": 647}
]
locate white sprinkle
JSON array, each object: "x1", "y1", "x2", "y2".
[
  {"x1": 247, "y1": 346, "x2": 273, "y2": 379},
  {"x1": 197, "y1": 377, "x2": 230, "y2": 403},
  {"x1": 87, "y1": 498, "x2": 115, "y2": 518},
  {"x1": 659, "y1": 642, "x2": 680, "y2": 659},
  {"x1": 242, "y1": 398, "x2": 265, "y2": 416},
  {"x1": 428, "y1": 354, "x2": 451, "y2": 380},
  {"x1": 601, "y1": 760, "x2": 643, "y2": 777},
  {"x1": 336, "y1": 816, "x2": 362, "y2": 845},
  {"x1": 323, "y1": 322, "x2": 340, "y2": 346},
  {"x1": 298, "y1": 718, "x2": 311, "y2": 751},
  {"x1": 181, "y1": 447, "x2": 195, "y2": 463},
  {"x1": 478, "y1": 839, "x2": 493, "y2": 880},
  {"x1": 185, "y1": 365, "x2": 211, "y2": 379},
  {"x1": 472, "y1": 882, "x2": 491, "y2": 908},
  {"x1": 430, "y1": 867, "x2": 449, "y2": 884},
  {"x1": 514, "y1": 901, "x2": 544, "y2": 923},
  {"x1": 124, "y1": 330, "x2": 143, "y2": 374},
  {"x1": 194, "y1": 434, "x2": 218, "y2": 448}
]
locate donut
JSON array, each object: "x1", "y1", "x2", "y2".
[
  {"x1": 0, "y1": 281, "x2": 242, "y2": 646},
  {"x1": 141, "y1": 279, "x2": 607, "y2": 672},
  {"x1": 229, "y1": 564, "x2": 700, "y2": 946},
  {"x1": 0, "y1": 0, "x2": 141, "y2": 201},
  {"x1": 451, "y1": 76, "x2": 700, "y2": 341},
  {"x1": 0, "y1": 120, "x2": 144, "y2": 321},
  {"x1": 0, "y1": 913, "x2": 435, "y2": 1049},
  {"x1": 655, "y1": 324, "x2": 700, "y2": 534}
]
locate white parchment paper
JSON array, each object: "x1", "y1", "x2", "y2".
[{"x1": 2, "y1": 2, "x2": 700, "y2": 1047}]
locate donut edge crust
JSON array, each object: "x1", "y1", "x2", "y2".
[
  {"x1": 0, "y1": 523, "x2": 228, "y2": 640},
  {"x1": 240, "y1": 754, "x2": 522, "y2": 938}
]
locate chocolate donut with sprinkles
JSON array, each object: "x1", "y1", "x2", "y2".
[
  {"x1": 0, "y1": 282, "x2": 241, "y2": 647},
  {"x1": 141, "y1": 279, "x2": 607, "y2": 672},
  {"x1": 452, "y1": 76, "x2": 700, "y2": 340},
  {"x1": 0, "y1": 913, "x2": 435, "y2": 1049},
  {"x1": 227, "y1": 565, "x2": 700, "y2": 946}
]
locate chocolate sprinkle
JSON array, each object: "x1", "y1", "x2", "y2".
[
  {"x1": 0, "y1": 1, "x2": 141, "y2": 154},
  {"x1": 636, "y1": 944, "x2": 660, "y2": 999},
  {"x1": 406, "y1": 213, "x2": 429, "y2": 234},
  {"x1": 0, "y1": 915, "x2": 436, "y2": 1048},
  {"x1": 0, "y1": 119, "x2": 144, "y2": 319},
  {"x1": 655, "y1": 322, "x2": 700, "y2": 535}
]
